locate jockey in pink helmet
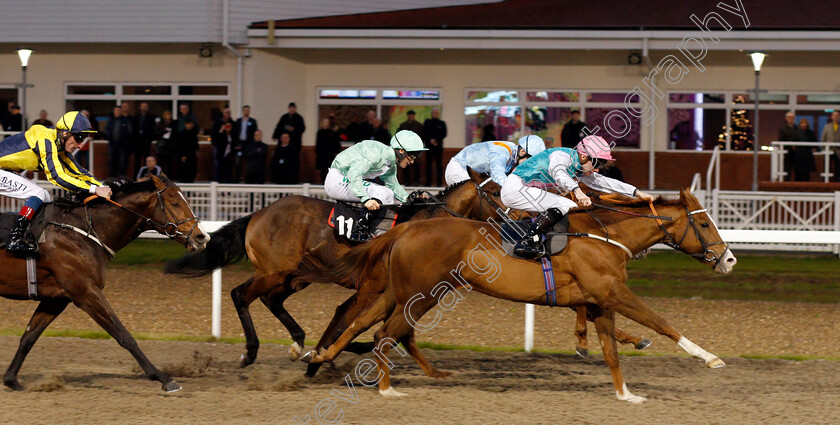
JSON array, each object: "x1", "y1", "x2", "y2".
[{"x1": 500, "y1": 135, "x2": 655, "y2": 258}]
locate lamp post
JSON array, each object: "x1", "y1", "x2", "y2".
[
  {"x1": 749, "y1": 52, "x2": 766, "y2": 192},
  {"x1": 16, "y1": 48, "x2": 32, "y2": 130}
]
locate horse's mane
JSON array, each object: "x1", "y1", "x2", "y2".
[
  {"x1": 51, "y1": 177, "x2": 160, "y2": 212},
  {"x1": 436, "y1": 179, "x2": 470, "y2": 198},
  {"x1": 589, "y1": 192, "x2": 682, "y2": 208}
]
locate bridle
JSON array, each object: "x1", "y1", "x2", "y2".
[
  {"x1": 649, "y1": 202, "x2": 728, "y2": 270},
  {"x1": 85, "y1": 182, "x2": 201, "y2": 248},
  {"x1": 419, "y1": 177, "x2": 518, "y2": 220}
]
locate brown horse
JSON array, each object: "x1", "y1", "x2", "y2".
[
  {"x1": 1, "y1": 174, "x2": 210, "y2": 392},
  {"x1": 164, "y1": 168, "x2": 509, "y2": 369},
  {"x1": 295, "y1": 189, "x2": 736, "y2": 402}
]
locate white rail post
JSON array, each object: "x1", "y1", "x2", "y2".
[
  {"x1": 210, "y1": 181, "x2": 218, "y2": 221},
  {"x1": 524, "y1": 303, "x2": 535, "y2": 352},
  {"x1": 212, "y1": 269, "x2": 222, "y2": 338},
  {"x1": 834, "y1": 191, "x2": 840, "y2": 256}
]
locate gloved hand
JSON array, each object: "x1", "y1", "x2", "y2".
[{"x1": 407, "y1": 190, "x2": 430, "y2": 204}]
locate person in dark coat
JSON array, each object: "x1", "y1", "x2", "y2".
[
  {"x1": 212, "y1": 107, "x2": 235, "y2": 182},
  {"x1": 105, "y1": 105, "x2": 133, "y2": 177},
  {"x1": 175, "y1": 119, "x2": 199, "y2": 183},
  {"x1": 481, "y1": 124, "x2": 497, "y2": 142},
  {"x1": 599, "y1": 160, "x2": 625, "y2": 182},
  {"x1": 561, "y1": 110, "x2": 587, "y2": 148},
  {"x1": 315, "y1": 118, "x2": 341, "y2": 183},
  {"x1": 793, "y1": 118, "x2": 817, "y2": 182},
  {"x1": 271, "y1": 132, "x2": 298, "y2": 184},
  {"x1": 132, "y1": 102, "x2": 157, "y2": 178},
  {"x1": 273, "y1": 102, "x2": 305, "y2": 183},
  {"x1": 777, "y1": 111, "x2": 798, "y2": 181},
  {"x1": 422, "y1": 107, "x2": 447, "y2": 186},
  {"x1": 244, "y1": 130, "x2": 268, "y2": 184}
]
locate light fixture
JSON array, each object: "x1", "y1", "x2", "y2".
[
  {"x1": 749, "y1": 52, "x2": 766, "y2": 72},
  {"x1": 17, "y1": 48, "x2": 32, "y2": 67},
  {"x1": 628, "y1": 52, "x2": 642, "y2": 65},
  {"x1": 199, "y1": 44, "x2": 213, "y2": 58}
]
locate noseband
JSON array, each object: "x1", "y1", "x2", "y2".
[{"x1": 650, "y1": 203, "x2": 728, "y2": 270}]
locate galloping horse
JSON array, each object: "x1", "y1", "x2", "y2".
[
  {"x1": 164, "y1": 168, "x2": 508, "y2": 369},
  {"x1": 295, "y1": 189, "x2": 736, "y2": 402},
  {"x1": 1, "y1": 174, "x2": 209, "y2": 392}
]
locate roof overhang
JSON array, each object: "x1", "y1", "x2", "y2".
[{"x1": 246, "y1": 29, "x2": 840, "y2": 51}]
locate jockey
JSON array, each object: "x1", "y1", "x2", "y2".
[
  {"x1": 324, "y1": 129, "x2": 427, "y2": 242},
  {"x1": 444, "y1": 135, "x2": 547, "y2": 186},
  {"x1": 0, "y1": 111, "x2": 112, "y2": 256},
  {"x1": 500, "y1": 135, "x2": 655, "y2": 259}
]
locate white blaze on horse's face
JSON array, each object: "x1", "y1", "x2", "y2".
[
  {"x1": 697, "y1": 208, "x2": 737, "y2": 275},
  {"x1": 177, "y1": 191, "x2": 211, "y2": 250}
]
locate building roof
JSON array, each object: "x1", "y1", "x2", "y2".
[{"x1": 251, "y1": 0, "x2": 840, "y2": 31}]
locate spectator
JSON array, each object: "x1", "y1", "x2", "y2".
[
  {"x1": 357, "y1": 110, "x2": 377, "y2": 142},
  {"x1": 370, "y1": 118, "x2": 390, "y2": 145},
  {"x1": 422, "y1": 107, "x2": 447, "y2": 186},
  {"x1": 212, "y1": 107, "x2": 235, "y2": 182},
  {"x1": 561, "y1": 110, "x2": 587, "y2": 148},
  {"x1": 233, "y1": 105, "x2": 259, "y2": 183},
  {"x1": 273, "y1": 102, "x2": 305, "y2": 183},
  {"x1": 777, "y1": 111, "x2": 797, "y2": 181},
  {"x1": 105, "y1": 105, "x2": 133, "y2": 177},
  {"x1": 481, "y1": 123, "x2": 496, "y2": 142},
  {"x1": 342, "y1": 112, "x2": 362, "y2": 142},
  {"x1": 136, "y1": 155, "x2": 163, "y2": 181},
  {"x1": 175, "y1": 119, "x2": 199, "y2": 183},
  {"x1": 32, "y1": 109, "x2": 53, "y2": 127},
  {"x1": 398, "y1": 110, "x2": 424, "y2": 185},
  {"x1": 0, "y1": 100, "x2": 14, "y2": 126},
  {"x1": 155, "y1": 110, "x2": 176, "y2": 177},
  {"x1": 315, "y1": 118, "x2": 341, "y2": 183},
  {"x1": 3, "y1": 104, "x2": 22, "y2": 138},
  {"x1": 820, "y1": 110, "x2": 840, "y2": 182},
  {"x1": 270, "y1": 132, "x2": 297, "y2": 184},
  {"x1": 244, "y1": 130, "x2": 269, "y2": 184},
  {"x1": 793, "y1": 118, "x2": 817, "y2": 182},
  {"x1": 132, "y1": 102, "x2": 156, "y2": 177},
  {"x1": 177, "y1": 103, "x2": 199, "y2": 135},
  {"x1": 599, "y1": 160, "x2": 625, "y2": 182}
]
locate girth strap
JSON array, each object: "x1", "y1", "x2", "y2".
[
  {"x1": 540, "y1": 257, "x2": 556, "y2": 307},
  {"x1": 47, "y1": 221, "x2": 116, "y2": 257},
  {"x1": 26, "y1": 257, "x2": 37, "y2": 300}
]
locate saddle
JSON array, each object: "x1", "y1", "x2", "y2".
[
  {"x1": 498, "y1": 215, "x2": 569, "y2": 260},
  {"x1": 0, "y1": 204, "x2": 55, "y2": 251},
  {"x1": 328, "y1": 202, "x2": 399, "y2": 242}
]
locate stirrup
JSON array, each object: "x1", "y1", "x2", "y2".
[
  {"x1": 347, "y1": 228, "x2": 373, "y2": 242},
  {"x1": 513, "y1": 236, "x2": 546, "y2": 259},
  {"x1": 7, "y1": 238, "x2": 38, "y2": 257}
]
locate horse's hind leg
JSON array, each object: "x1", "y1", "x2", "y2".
[
  {"x1": 74, "y1": 287, "x2": 180, "y2": 392},
  {"x1": 400, "y1": 330, "x2": 451, "y2": 379},
  {"x1": 3, "y1": 298, "x2": 69, "y2": 391},
  {"x1": 587, "y1": 304, "x2": 646, "y2": 403},
  {"x1": 573, "y1": 305, "x2": 589, "y2": 357},
  {"x1": 260, "y1": 278, "x2": 308, "y2": 361}
]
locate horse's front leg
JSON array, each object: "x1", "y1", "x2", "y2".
[
  {"x1": 573, "y1": 305, "x2": 589, "y2": 357},
  {"x1": 3, "y1": 298, "x2": 70, "y2": 390}
]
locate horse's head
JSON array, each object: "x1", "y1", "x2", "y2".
[
  {"x1": 146, "y1": 174, "x2": 210, "y2": 252},
  {"x1": 669, "y1": 189, "x2": 736, "y2": 274}
]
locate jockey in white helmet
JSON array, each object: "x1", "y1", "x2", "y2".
[
  {"x1": 324, "y1": 130, "x2": 427, "y2": 241},
  {"x1": 500, "y1": 135, "x2": 655, "y2": 258},
  {"x1": 444, "y1": 135, "x2": 546, "y2": 186}
]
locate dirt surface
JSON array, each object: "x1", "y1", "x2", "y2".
[{"x1": 1, "y1": 266, "x2": 839, "y2": 424}]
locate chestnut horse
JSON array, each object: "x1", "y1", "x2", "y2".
[
  {"x1": 295, "y1": 189, "x2": 736, "y2": 402},
  {"x1": 1, "y1": 174, "x2": 210, "y2": 392},
  {"x1": 164, "y1": 168, "x2": 509, "y2": 368}
]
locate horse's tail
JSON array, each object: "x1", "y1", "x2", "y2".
[
  {"x1": 293, "y1": 224, "x2": 409, "y2": 289},
  {"x1": 164, "y1": 214, "x2": 253, "y2": 277}
]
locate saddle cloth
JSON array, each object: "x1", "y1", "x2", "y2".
[
  {"x1": 498, "y1": 215, "x2": 569, "y2": 260},
  {"x1": 0, "y1": 203, "x2": 55, "y2": 250},
  {"x1": 328, "y1": 202, "x2": 398, "y2": 241}
]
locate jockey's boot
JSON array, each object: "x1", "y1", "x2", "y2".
[
  {"x1": 513, "y1": 207, "x2": 564, "y2": 259},
  {"x1": 7, "y1": 214, "x2": 38, "y2": 257},
  {"x1": 347, "y1": 208, "x2": 374, "y2": 242}
]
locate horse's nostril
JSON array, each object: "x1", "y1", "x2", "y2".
[{"x1": 196, "y1": 234, "x2": 208, "y2": 242}]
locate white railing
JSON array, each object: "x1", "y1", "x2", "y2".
[{"x1": 770, "y1": 140, "x2": 839, "y2": 183}]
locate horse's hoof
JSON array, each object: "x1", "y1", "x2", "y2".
[
  {"x1": 299, "y1": 350, "x2": 316, "y2": 364},
  {"x1": 163, "y1": 380, "x2": 182, "y2": 393},
  {"x1": 239, "y1": 353, "x2": 255, "y2": 368},
  {"x1": 4, "y1": 379, "x2": 24, "y2": 391},
  {"x1": 379, "y1": 387, "x2": 408, "y2": 397},
  {"x1": 429, "y1": 369, "x2": 452, "y2": 379},
  {"x1": 634, "y1": 339, "x2": 652, "y2": 350},
  {"x1": 619, "y1": 394, "x2": 647, "y2": 404},
  {"x1": 289, "y1": 342, "x2": 303, "y2": 361},
  {"x1": 706, "y1": 357, "x2": 726, "y2": 369},
  {"x1": 575, "y1": 347, "x2": 589, "y2": 358}
]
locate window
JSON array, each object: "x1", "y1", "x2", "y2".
[
  {"x1": 316, "y1": 88, "x2": 441, "y2": 143},
  {"x1": 667, "y1": 93, "x2": 727, "y2": 150},
  {"x1": 66, "y1": 83, "x2": 230, "y2": 137}
]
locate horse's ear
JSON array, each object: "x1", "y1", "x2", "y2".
[
  {"x1": 679, "y1": 188, "x2": 688, "y2": 203},
  {"x1": 467, "y1": 166, "x2": 480, "y2": 181},
  {"x1": 149, "y1": 173, "x2": 166, "y2": 189}
]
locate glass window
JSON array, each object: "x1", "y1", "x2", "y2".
[
  {"x1": 320, "y1": 89, "x2": 359, "y2": 99},
  {"x1": 526, "y1": 106, "x2": 570, "y2": 148},
  {"x1": 732, "y1": 93, "x2": 789, "y2": 105},
  {"x1": 526, "y1": 91, "x2": 579, "y2": 102},
  {"x1": 123, "y1": 85, "x2": 172, "y2": 95},
  {"x1": 67, "y1": 85, "x2": 116, "y2": 96},
  {"x1": 178, "y1": 85, "x2": 228, "y2": 96},
  {"x1": 668, "y1": 93, "x2": 725, "y2": 104},
  {"x1": 65, "y1": 99, "x2": 118, "y2": 137},
  {"x1": 382, "y1": 90, "x2": 440, "y2": 100},
  {"x1": 584, "y1": 107, "x2": 640, "y2": 148},
  {"x1": 317, "y1": 105, "x2": 376, "y2": 142},
  {"x1": 466, "y1": 90, "x2": 518, "y2": 103},
  {"x1": 381, "y1": 105, "x2": 434, "y2": 136},
  {"x1": 796, "y1": 94, "x2": 840, "y2": 105},
  {"x1": 667, "y1": 108, "x2": 726, "y2": 150},
  {"x1": 465, "y1": 105, "x2": 521, "y2": 144},
  {"x1": 587, "y1": 92, "x2": 632, "y2": 103}
]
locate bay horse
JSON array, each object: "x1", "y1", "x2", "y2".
[
  {"x1": 295, "y1": 189, "x2": 736, "y2": 402},
  {"x1": 1, "y1": 174, "x2": 210, "y2": 392},
  {"x1": 164, "y1": 168, "x2": 510, "y2": 369}
]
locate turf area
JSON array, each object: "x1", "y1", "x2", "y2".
[{"x1": 118, "y1": 240, "x2": 840, "y2": 303}]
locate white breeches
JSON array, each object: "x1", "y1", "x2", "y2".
[
  {"x1": 500, "y1": 174, "x2": 575, "y2": 214},
  {"x1": 324, "y1": 168, "x2": 395, "y2": 204},
  {"x1": 0, "y1": 170, "x2": 51, "y2": 202},
  {"x1": 444, "y1": 158, "x2": 470, "y2": 186}
]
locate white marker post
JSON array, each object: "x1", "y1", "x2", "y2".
[{"x1": 524, "y1": 303, "x2": 535, "y2": 352}]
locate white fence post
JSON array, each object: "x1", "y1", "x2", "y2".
[
  {"x1": 834, "y1": 191, "x2": 840, "y2": 256},
  {"x1": 210, "y1": 181, "x2": 218, "y2": 221},
  {"x1": 212, "y1": 269, "x2": 222, "y2": 338},
  {"x1": 524, "y1": 303, "x2": 534, "y2": 352}
]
